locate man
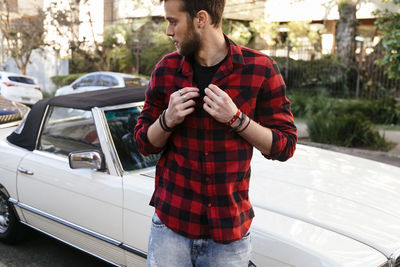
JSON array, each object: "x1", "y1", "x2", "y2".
[{"x1": 134, "y1": 0, "x2": 297, "y2": 266}]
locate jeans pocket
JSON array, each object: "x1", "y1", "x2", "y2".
[
  {"x1": 232, "y1": 231, "x2": 251, "y2": 255},
  {"x1": 151, "y1": 212, "x2": 166, "y2": 229}
]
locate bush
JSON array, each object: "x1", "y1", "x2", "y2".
[
  {"x1": 307, "y1": 112, "x2": 391, "y2": 150},
  {"x1": 288, "y1": 91, "x2": 400, "y2": 125},
  {"x1": 51, "y1": 73, "x2": 86, "y2": 88},
  {"x1": 274, "y1": 56, "x2": 359, "y2": 97},
  {"x1": 334, "y1": 97, "x2": 400, "y2": 125}
]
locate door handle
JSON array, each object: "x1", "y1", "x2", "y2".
[{"x1": 18, "y1": 167, "x2": 34, "y2": 175}]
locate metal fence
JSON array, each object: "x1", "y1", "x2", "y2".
[{"x1": 263, "y1": 42, "x2": 400, "y2": 99}]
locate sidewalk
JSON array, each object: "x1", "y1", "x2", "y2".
[{"x1": 295, "y1": 122, "x2": 400, "y2": 167}]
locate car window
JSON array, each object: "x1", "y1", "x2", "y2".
[
  {"x1": 37, "y1": 106, "x2": 101, "y2": 157},
  {"x1": 104, "y1": 106, "x2": 159, "y2": 171},
  {"x1": 97, "y1": 75, "x2": 119, "y2": 87},
  {"x1": 123, "y1": 77, "x2": 145, "y2": 86},
  {"x1": 8, "y1": 76, "x2": 35, "y2": 85},
  {"x1": 74, "y1": 75, "x2": 98, "y2": 88}
]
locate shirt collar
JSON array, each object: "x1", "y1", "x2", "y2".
[{"x1": 178, "y1": 34, "x2": 245, "y2": 75}]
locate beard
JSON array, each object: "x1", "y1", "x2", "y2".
[{"x1": 177, "y1": 22, "x2": 201, "y2": 57}]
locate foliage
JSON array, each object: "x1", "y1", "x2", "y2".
[
  {"x1": 69, "y1": 52, "x2": 99, "y2": 74},
  {"x1": 288, "y1": 90, "x2": 400, "y2": 125},
  {"x1": 275, "y1": 56, "x2": 358, "y2": 96},
  {"x1": 46, "y1": 0, "x2": 99, "y2": 73},
  {"x1": 223, "y1": 20, "x2": 252, "y2": 46},
  {"x1": 0, "y1": 2, "x2": 46, "y2": 74},
  {"x1": 307, "y1": 112, "x2": 391, "y2": 150},
  {"x1": 139, "y1": 27, "x2": 175, "y2": 76},
  {"x1": 374, "y1": 1, "x2": 400, "y2": 79},
  {"x1": 249, "y1": 19, "x2": 280, "y2": 47},
  {"x1": 50, "y1": 73, "x2": 86, "y2": 88},
  {"x1": 335, "y1": 97, "x2": 400, "y2": 124},
  {"x1": 287, "y1": 21, "x2": 323, "y2": 49}
]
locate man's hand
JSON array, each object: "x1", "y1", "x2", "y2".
[
  {"x1": 165, "y1": 87, "x2": 199, "y2": 128},
  {"x1": 203, "y1": 84, "x2": 237, "y2": 124}
]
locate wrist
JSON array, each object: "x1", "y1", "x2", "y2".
[
  {"x1": 164, "y1": 110, "x2": 175, "y2": 128},
  {"x1": 159, "y1": 110, "x2": 175, "y2": 132},
  {"x1": 229, "y1": 111, "x2": 251, "y2": 133},
  {"x1": 227, "y1": 110, "x2": 241, "y2": 127}
]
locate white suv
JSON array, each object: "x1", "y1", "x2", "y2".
[
  {"x1": 55, "y1": 71, "x2": 149, "y2": 96},
  {"x1": 0, "y1": 71, "x2": 43, "y2": 105}
]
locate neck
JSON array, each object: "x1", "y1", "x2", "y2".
[{"x1": 195, "y1": 28, "x2": 228, "y2": 67}]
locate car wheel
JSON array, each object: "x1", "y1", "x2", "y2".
[{"x1": 0, "y1": 191, "x2": 24, "y2": 244}]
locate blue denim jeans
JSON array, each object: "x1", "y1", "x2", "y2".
[{"x1": 146, "y1": 213, "x2": 252, "y2": 267}]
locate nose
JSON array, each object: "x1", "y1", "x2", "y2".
[{"x1": 166, "y1": 24, "x2": 174, "y2": 37}]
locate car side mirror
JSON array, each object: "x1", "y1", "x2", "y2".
[
  {"x1": 72, "y1": 83, "x2": 78, "y2": 89},
  {"x1": 68, "y1": 150, "x2": 106, "y2": 171}
]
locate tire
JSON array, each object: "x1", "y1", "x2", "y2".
[{"x1": 0, "y1": 191, "x2": 24, "y2": 244}]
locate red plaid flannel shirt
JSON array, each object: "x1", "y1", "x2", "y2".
[{"x1": 134, "y1": 36, "x2": 297, "y2": 243}]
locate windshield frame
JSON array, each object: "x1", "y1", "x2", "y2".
[{"x1": 99, "y1": 102, "x2": 159, "y2": 175}]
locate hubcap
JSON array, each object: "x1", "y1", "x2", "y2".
[{"x1": 0, "y1": 194, "x2": 10, "y2": 234}]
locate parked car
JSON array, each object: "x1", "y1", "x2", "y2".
[
  {"x1": 0, "y1": 71, "x2": 43, "y2": 105},
  {"x1": 54, "y1": 71, "x2": 149, "y2": 96},
  {"x1": 0, "y1": 95, "x2": 30, "y2": 128},
  {"x1": 1, "y1": 87, "x2": 400, "y2": 267}
]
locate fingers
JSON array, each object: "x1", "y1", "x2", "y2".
[
  {"x1": 174, "y1": 87, "x2": 199, "y2": 103},
  {"x1": 205, "y1": 84, "x2": 224, "y2": 97},
  {"x1": 165, "y1": 87, "x2": 199, "y2": 127},
  {"x1": 203, "y1": 84, "x2": 238, "y2": 124}
]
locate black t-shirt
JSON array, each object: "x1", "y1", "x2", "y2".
[{"x1": 192, "y1": 55, "x2": 228, "y2": 97}]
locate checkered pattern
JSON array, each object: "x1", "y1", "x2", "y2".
[{"x1": 134, "y1": 36, "x2": 297, "y2": 243}]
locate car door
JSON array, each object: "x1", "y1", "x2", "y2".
[
  {"x1": 102, "y1": 104, "x2": 159, "y2": 266},
  {"x1": 16, "y1": 106, "x2": 125, "y2": 266}
]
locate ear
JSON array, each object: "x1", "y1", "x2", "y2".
[{"x1": 196, "y1": 10, "x2": 208, "y2": 29}]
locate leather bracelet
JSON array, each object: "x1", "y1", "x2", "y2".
[
  {"x1": 229, "y1": 112, "x2": 245, "y2": 132},
  {"x1": 236, "y1": 116, "x2": 251, "y2": 133},
  {"x1": 159, "y1": 110, "x2": 175, "y2": 132},
  {"x1": 227, "y1": 110, "x2": 241, "y2": 126}
]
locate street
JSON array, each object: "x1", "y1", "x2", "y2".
[{"x1": 0, "y1": 227, "x2": 113, "y2": 267}]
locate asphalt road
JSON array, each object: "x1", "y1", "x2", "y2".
[{"x1": 0, "y1": 227, "x2": 114, "y2": 267}]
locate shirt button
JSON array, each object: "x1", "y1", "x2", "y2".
[
  {"x1": 205, "y1": 177, "x2": 210, "y2": 182},
  {"x1": 204, "y1": 152, "x2": 208, "y2": 156},
  {"x1": 208, "y1": 203, "x2": 212, "y2": 208}
]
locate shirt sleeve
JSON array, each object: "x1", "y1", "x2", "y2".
[
  {"x1": 134, "y1": 67, "x2": 166, "y2": 156},
  {"x1": 256, "y1": 59, "x2": 297, "y2": 161}
]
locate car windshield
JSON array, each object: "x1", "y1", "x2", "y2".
[
  {"x1": 8, "y1": 76, "x2": 35, "y2": 85},
  {"x1": 105, "y1": 106, "x2": 159, "y2": 172}
]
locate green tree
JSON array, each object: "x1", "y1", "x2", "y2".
[
  {"x1": 287, "y1": 21, "x2": 323, "y2": 49},
  {"x1": 249, "y1": 19, "x2": 280, "y2": 47},
  {"x1": 375, "y1": 0, "x2": 400, "y2": 79},
  {"x1": 223, "y1": 20, "x2": 252, "y2": 46},
  {"x1": 0, "y1": 1, "x2": 46, "y2": 74},
  {"x1": 104, "y1": 19, "x2": 154, "y2": 73}
]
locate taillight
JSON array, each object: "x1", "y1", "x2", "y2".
[
  {"x1": 34, "y1": 87, "x2": 41, "y2": 91},
  {"x1": 3, "y1": 82, "x2": 16, "y2": 87}
]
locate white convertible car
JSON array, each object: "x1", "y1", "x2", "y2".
[{"x1": 0, "y1": 87, "x2": 400, "y2": 267}]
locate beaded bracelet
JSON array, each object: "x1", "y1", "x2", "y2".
[
  {"x1": 159, "y1": 110, "x2": 175, "y2": 132},
  {"x1": 226, "y1": 110, "x2": 241, "y2": 126}
]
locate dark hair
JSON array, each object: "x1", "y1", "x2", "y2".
[{"x1": 161, "y1": 0, "x2": 225, "y2": 27}]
